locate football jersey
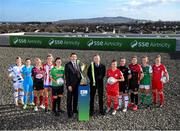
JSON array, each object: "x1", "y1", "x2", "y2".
[
  {"x1": 140, "y1": 65, "x2": 152, "y2": 85},
  {"x1": 50, "y1": 66, "x2": 64, "y2": 87},
  {"x1": 106, "y1": 68, "x2": 123, "y2": 92},
  {"x1": 152, "y1": 64, "x2": 168, "y2": 81},
  {"x1": 129, "y1": 64, "x2": 142, "y2": 84},
  {"x1": 43, "y1": 63, "x2": 54, "y2": 86},
  {"x1": 8, "y1": 64, "x2": 24, "y2": 83},
  {"x1": 21, "y1": 65, "x2": 33, "y2": 83},
  {"x1": 32, "y1": 66, "x2": 44, "y2": 82},
  {"x1": 117, "y1": 66, "x2": 131, "y2": 86}
]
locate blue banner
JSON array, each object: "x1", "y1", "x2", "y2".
[{"x1": 78, "y1": 85, "x2": 90, "y2": 121}]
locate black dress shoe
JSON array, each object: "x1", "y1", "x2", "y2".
[
  {"x1": 68, "y1": 112, "x2": 73, "y2": 118},
  {"x1": 55, "y1": 112, "x2": 60, "y2": 117},
  {"x1": 100, "y1": 111, "x2": 105, "y2": 115},
  {"x1": 68, "y1": 114, "x2": 73, "y2": 118},
  {"x1": 58, "y1": 109, "x2": 65, "y2": 113},
  {"x1": 90, "y1": 112, "x2": 94, "y2": 116},
  {"x1": 45, "y1": 108, "x2": 48, "y2": 112},
  {"x1": 73, "y1": 110, "x2": 78, "y2": 114}
]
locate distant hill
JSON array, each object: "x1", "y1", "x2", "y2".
[{"x1": 54, "y1": 16, "x2": 147, "y2": 24}]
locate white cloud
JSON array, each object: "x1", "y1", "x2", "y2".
[
  {"x1": 106, "y1": 0, "x2": 180, "y2": 20},
  {"x1": 108, "y1": 0, "x2": 180, "y2": 8}
]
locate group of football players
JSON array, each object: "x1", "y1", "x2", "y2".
[
  {"x1": 106, "y1": 55, "x2": 169, "y2": 115},
  {"x1": 8, "y1": 54, "x2": 64, "y2": 115},
  {"x1": 8, "y1": 53, "x2": 169, "y2": 117}
]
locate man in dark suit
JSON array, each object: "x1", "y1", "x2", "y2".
[
  {"x1": 87, "y1": 54, "x2": 106, "y2": 116},
  {"x1": 65, "y1": 53, "x2": 82, "y2": 118}
]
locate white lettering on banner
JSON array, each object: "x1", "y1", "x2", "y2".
[
  {"x1": 64, "y1": 41, "x2": 80, "y2": 46},
  {"x1": 13, "y1": 37, "x2": 42, "y2": 45},
  {"x1": 48, "y1": 38, "x2": 80, "y2": 46},
  {"x1": 48, "y1": 39, "x2": 63, "y2": 46},
  {"x1": 87, "y1": 39, "x2": 122, "y2": 47},
  {"x1": 104, "y1": 41, "x2": 122, "y2": 47},
  {"x1": 80, "y1": 90, "x2": 88, "y2": 96},
  {"x1": 130, "y1": 40, "x2": 170, "y2": 49}
]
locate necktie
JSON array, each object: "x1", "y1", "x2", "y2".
[{"x1": 73, "y1": 62, "x2": 78, "y2": 70}]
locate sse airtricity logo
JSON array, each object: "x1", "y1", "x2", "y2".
[
  {"x1": 80, "y1": 90, "x2": 88, "y2": 96},
  {"x1": 13, "y1": 37, "x2": 19, "y2": 44},
  {"x1": 13, "y1": 37, "x2": 26, "y2": 44},
  {"x1": 48, "y1": 38, "x2": 63, "y2": 46},
  {"x1": 87, "y1": 39, "x2": 94, "y2": 47},
  {"x1": 130, "y1": 40, "x2": 138, "y2": 48},
  {"x1": 48, "y1": 39, "x2": 54, "y2": 46}
]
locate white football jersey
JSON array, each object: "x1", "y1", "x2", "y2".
[{"x1": 8, "y1": 64, "x2": 24, "y2": 83}]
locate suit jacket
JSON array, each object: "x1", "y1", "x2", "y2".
[
  {"x1": 87, "y1": 63, "x2": 106, "y2": 87},
  {"x1": 65, "y1": 61, "x2": 82, "y2": 88}
]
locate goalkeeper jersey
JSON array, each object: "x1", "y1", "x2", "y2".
[{"x1": 50, "y1": 66, "x2": 64, "y2": 87}]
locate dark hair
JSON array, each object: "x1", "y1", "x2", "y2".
[
  {"x1": 25, "y1": 58, "x2": 31, "y2": 61},
  {"x1": 111, "y1": 59, "x2": 117, "y2": 63},
  {"x1": 142, "y1": 55, "x2": 148, "y2": 59},
  {"x1": 16, "y1": 56, "x2": 21, "y2": 60},
  {"x1": 94, "y1": 54, "x2": 100, "y2": 57},
  {"x1": 70, "y1": 53, "x2": 77, "y2": 57},
  {"x1": 55, "y1": 57, "x2": 61, "y2": 62},
  {"x1": 120, "y1": 57, "x2": 126, "y2": 60},
  {"x1": 155, "y1": 55, "x2": 161, "y2": 59},
  {"x1": 131, "y1": 55, "x2": 137, "y2": 59}
]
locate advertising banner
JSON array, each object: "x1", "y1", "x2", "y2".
[{"x1": 9, "y1": 35, "x2": 176, "y2": 52}]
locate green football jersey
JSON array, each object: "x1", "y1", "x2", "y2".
[
  {"x1": 50, "y1": 66, "x2": 64, "y2": 87},
  {"x1": 140, "y1": 65, "x2": 152, "y2": 85}
]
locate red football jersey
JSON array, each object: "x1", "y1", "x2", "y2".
[
  {"x1": 152, "y1": 64, "x2": 168, "y2": 81},
  {"x1": 106, "y1": 68, "x2": 123, "y2": 94},
  {"x1": 129, "y1": 64, "x2": 142, "y2": 84}
]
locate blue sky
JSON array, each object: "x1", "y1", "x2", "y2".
[{"x1": 0, "y1": 0, "x2": 180, "y2": 22}]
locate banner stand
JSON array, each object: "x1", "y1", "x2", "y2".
[{"x1": 78, "y1": 85, "x2": 90, "y2": 121}]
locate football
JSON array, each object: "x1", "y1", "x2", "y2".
[
  {"x1": 56, "y1": 78, "x2": 64, "y2": 85},
  {"x1": 8, "y1": 72, "x2": 13, "y2": 78},
  {"x1": 161, "y1": 76, "x2": 168, "y2": 83},
  {"x1": 107, "y1": 77, "x2": 117, "y2": 85}
]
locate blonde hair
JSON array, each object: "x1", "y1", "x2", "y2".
[
  {"x1": 35, "y1": 57, "x2": 42, "y2": 68},
  {"x1": 47, "y1": 53, "x2": 54, "y2": 60}
]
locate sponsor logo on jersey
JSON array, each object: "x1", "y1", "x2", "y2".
[{"x1": 36, "y1": 74, "x2": 43, "y2": 79}]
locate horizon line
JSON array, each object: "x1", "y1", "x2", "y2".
[{"x1": 1, "y1": 16, "x2": 180, "y2": 23}]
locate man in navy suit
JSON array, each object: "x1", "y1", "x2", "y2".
[{"x1": 65, "y1": 53, "x2": 82, "y2": 118}]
